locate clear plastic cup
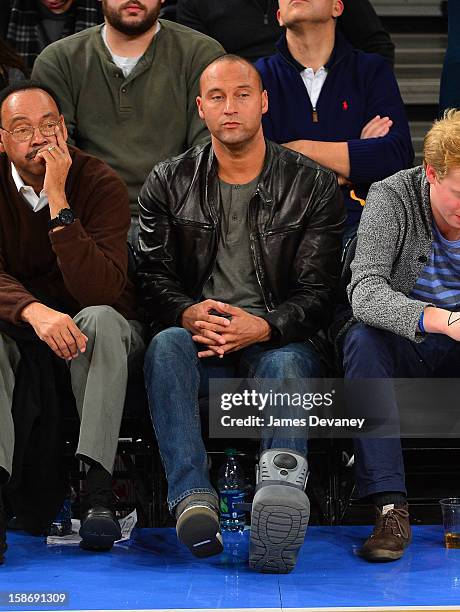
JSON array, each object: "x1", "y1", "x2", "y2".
[{"x1": 439, "y1": 498, "x2": 460, "y2": 548}]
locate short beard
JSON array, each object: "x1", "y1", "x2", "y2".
[{"x1": 102, "y1": 1, "x2": 161, "y2": 36}]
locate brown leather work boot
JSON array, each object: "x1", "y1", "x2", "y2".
[{"x1": 360, "y1": 504, "x2": 411, "y2": 562}]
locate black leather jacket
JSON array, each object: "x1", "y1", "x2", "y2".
[{"x1": 137, "y1": 140, "x2": 346, "y2": 345}]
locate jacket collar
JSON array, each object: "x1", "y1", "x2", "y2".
[
  {"x1": 206, "y1": 140, "x2": 276, "y2": 208},
  {"x1": 275, "y1": 28, "x2": 352, "y2": 72}
]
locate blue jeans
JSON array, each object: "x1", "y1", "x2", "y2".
[
  {"x1": 343, "y1": 323, "x2": 460, "y2": 499},
  {"x1": 144, "y1": 327, "x2": 323, "y2": 511}
]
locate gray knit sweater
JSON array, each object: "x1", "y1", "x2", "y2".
[{"x1": 348, "y1": 165, "x2": 436, "y2": 341}]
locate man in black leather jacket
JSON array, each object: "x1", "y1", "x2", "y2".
[{"x1": 138, "y1": 54, "x2": 345, "y2": 573}]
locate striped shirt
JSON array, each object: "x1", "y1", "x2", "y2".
[{"x1": 411, "y1": 223, "x2": 460, "y2": 310}]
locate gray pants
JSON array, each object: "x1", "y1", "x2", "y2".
[{"x1": 0, "y1": 306, "x2": 145, "y2": 479}]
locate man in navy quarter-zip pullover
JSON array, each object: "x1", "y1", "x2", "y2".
[
  {"x1": 256, "y1": 0, "x2": 413, "y2": 238},
  {"x1": 176, "y1": 0, "x2": 395, "y2": 65}
]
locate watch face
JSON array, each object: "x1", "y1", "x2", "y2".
[{"x1": 59, "y1": 209, "x2": 74, "y2": 225}]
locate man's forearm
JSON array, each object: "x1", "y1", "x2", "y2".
[
  {"x1": 283, "y1": 140, "x2": 350, "y2": 178},
  {"x1": 254, "y1": 316, "x2": 272, "y2": 343},
  {"x1": 20, "y1": 301, "x2": 43, "y2": 323}
]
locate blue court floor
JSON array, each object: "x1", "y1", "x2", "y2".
[{"x1": 0, "y1": 525, "x2": 459, "y2": 611}]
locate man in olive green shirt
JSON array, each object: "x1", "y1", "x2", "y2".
[{"x1": 32, "y1": 0, "x2": 224, "y2": 215}]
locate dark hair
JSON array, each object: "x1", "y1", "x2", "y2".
[
  {"x1": 0, "y1": 80, "x2": 62, "y2": 125},
  {"x1": 0, "y1": 37, "x2": 28, "y2": 77},
  {"x1": 200, "y1": 54, "x2": 264, "y2": 93}
]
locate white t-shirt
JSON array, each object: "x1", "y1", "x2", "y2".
[{"x1": 101, "y1": 23, "x2": 160, "y2": 78}]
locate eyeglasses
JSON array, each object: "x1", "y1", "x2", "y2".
[{"x1": 0, "y1": 118, "x2": 62, "y2": 143}]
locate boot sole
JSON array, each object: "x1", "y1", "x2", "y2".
[
  {"x1": 79, "y1": 515, "x2": 121, "y2": 551},
  {"x1": 249, "y1": 484, "x2": 310, "y2": 574},
  {"x1": 359, "y1": 547, "x2": 405, "y2": 562},
  {"x1": 176, "y1": 506, "x2": 223, "y2": 559}
]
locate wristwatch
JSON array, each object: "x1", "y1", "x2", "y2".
[{"x1": 48, "y1": 208, "x2": 76, "y2": 230}]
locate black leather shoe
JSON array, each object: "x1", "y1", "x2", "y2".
[{"x1": 79, "y1": 506, "x2": 121, "y2": 551}]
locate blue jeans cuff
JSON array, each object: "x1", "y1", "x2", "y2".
[
  {"x1": 355, "y1": 480, "x2": 407, "y2": 500},
  {"x1": 169, "y1": 487, "x2": 218, "y2": 513}
]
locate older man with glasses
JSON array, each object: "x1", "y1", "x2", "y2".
[{"x1": 0, "y1": 80, "x2": 143, "y2": 564}]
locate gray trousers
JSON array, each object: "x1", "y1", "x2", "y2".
[{"x1": 0, "y1": 306, "x2": 145, "y2": 479}]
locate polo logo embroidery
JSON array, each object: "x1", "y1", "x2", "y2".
[{"x1": 342, "y1": 100, "x2": 348, "y2": 111}]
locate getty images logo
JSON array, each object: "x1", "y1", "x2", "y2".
[{"x1": 220, "y1": 389, "x2": 335, "y2": 412}]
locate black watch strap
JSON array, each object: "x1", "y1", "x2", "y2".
[{"x1": 48, "y1": 208, "x2": 76, "y2": 230}]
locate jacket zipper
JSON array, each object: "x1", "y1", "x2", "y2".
[
  {"x1": 198, "y1": 243, "x2": 218, "y2": 299},
  {"x1": 249, "y1": 188, "x2": 275, "y2": 312},
  {"x1": 264, "y1": 222, "x2": 303, "y2": 237},
  {"x1": 173, "y1": 218, "x2": 213, "y2": 229},
  {"x1": 196, "y1": 189, "x2": 220, "y2": 299},
  {"x1": 279, "y1": 42, "x2": 349, "y2": 126}
]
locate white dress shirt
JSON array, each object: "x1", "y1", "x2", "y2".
[
  {"x1": 300, "y1": 66, "x2": 328, "y2": 109},
  {"x1": 11, "y1": 163, "x2": 48, "y2": 212}
]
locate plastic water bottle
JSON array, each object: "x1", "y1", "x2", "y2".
[
  {"x1": 50, "y1": 498, "x2": 72, "y2": 536},
  {"x1": 218, "y1": 448, "x2": 246, "y2": 532},
  {"x1": 49, "y1": 486, "x2": 75, "y2": 537}
]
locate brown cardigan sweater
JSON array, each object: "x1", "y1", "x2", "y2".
[{"x1": 0, "y1": 146, "x2": 137, "y2": 324}]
